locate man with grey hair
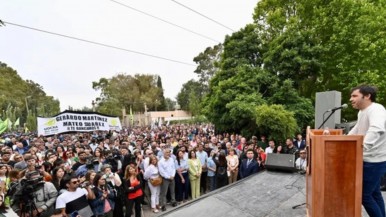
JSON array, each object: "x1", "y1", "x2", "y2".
[{"x1": 158, "y1": 148, "x2": 177, "y2": 211}]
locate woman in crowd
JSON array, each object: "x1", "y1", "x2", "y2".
[
  {"x1": 85, "y1": 170, "x2": 97, "y2": 185},
  {"x1": 273, "y1": 145, "x2": 283, "y2": 154},
  {"x1": 226, "y1": 148, "x2": 239, "y2": 184},
  {"x1": 175, "y1": 149, "x2": 189, "y2": 203},
  {"x1": 207, "y1": 150, "x2": 217, "y2": 191},
  {"x1": 51, "y1": 167, "x2": 66, "y2": 191},
  {"x1": 90, "y1": 172, "x2": 115, "y2": 217},
  {"x1": 93, "y1": 148, "x2": 105, "y2": 172},
  {"x1": 55, "y1": 145, "x2": 66, "y2": 160},
  {"x1": 188, "y1": 150, "x2": 201, "y2": 199},
  {"x1": 216, "y1": 152, "x2": 228, "y2": 188},
  {"x1": 144, "y1": 156, "x2": 161, "y2": 213},
  {"x1": 124, "y1": 164, "x2": 143, "y2": 217}
]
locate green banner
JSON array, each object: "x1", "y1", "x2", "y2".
[{"x1": 0, "y1": 119, "x2": 8, "y2": 134}]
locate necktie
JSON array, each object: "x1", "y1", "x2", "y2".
[{"x1": 247, "y1": 159, "x2": 251, "y2": 167}]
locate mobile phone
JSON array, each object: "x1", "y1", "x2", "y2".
[{"x1": 70, "y1": 211, "x2": 79, "y2": 217}]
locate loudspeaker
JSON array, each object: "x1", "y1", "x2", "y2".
[{"x1": 265, "y1": 153, "x2": 296, "y2": 172}]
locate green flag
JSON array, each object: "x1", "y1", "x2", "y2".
[
  {"x1": 14, "y1": 118, "x2": 20, "y2": 128},
  {"x1": 0, "y1": 119, "x2": 8, "y2": 133}
]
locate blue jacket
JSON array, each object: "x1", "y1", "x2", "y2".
[
  {"x1": 90, "y1": 185, "x2": 116, "y2": 216},
  {"x1": 239, "y1": 159, "x2": 259, "y2": 179}
]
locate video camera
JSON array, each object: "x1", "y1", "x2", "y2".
[
  {"x1": 11, "y1": 173, "x2": 45, "y2": 206},
  {"x1": 85, "y1": 156, "x2": 100, "y2": 169}
]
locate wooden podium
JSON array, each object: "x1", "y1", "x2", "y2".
[{"x1": 306, "y1": 127, "x2": 363, "y2": 217}]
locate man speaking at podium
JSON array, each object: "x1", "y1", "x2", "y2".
[{"x1": 348, "y1": 85, "x2": 386, "y2": 217}]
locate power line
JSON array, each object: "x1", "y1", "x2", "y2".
[
  {"x1": 170, "y1": 0, "x2": 235, "y2": 32},
  {"x1": 3, "y1": 21, "x2": 196, "y2": 67},
  {"x1": 109, "y1": 0, "x2": 221, "y2": 43}
]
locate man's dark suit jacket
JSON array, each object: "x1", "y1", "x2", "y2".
[
  {"x1": 293, "y1": 139, "x2": 306, "y2": 150},
  {"x1": 240, "y1": 158, "x2": 259, "y2": 179}
]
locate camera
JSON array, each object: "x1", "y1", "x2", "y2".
[
  {"x1": 11, "y1": 174, "x2": 45, "y2": 208},
  {"x1": 80, "y1": 181, "x2": 91, "y2": 188}
]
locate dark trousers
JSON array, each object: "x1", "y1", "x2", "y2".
[
  {"x1": 113, "y1": 196, "x2": 124, "y2": 217},
  {"x1": 175, "y1": 172, "x2": 189, "y2": 201},
  {"x1": 217, "y1": 174, "x2": 228, "y2": 189},
  {"x1": 363, "y1": 161, "x2": 386, "y2": 217},
  {"x1": 125, "y1": 196, "x2": 142, "y2": 217},
  {"x1": 208, "y1": 175, "x2": 216, "y2": 191},
  {"x1": 200, "y1": 171, "x2": 208, "y2": 193}
]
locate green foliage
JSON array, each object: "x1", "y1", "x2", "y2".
[
  {"x1": 255, "y1": 104, "x2": 298, "y2": 141},
  {"x1": 253, "y1": 0, "x2": 386, "y2": 121},
  {"x1": 92, "y1": 73, "x2": 165, "y2": 116},
  {"x1": 193, "y1": 44, "x2": 222, "y2": 95},
  {"x1": 164, "y1": 98, "x2": 176, "y2": 111},
  {"x1": 176, "y1": 79, "x2": 202, "y2": 112},
  {"x1": 268, "y1": 79, "x2": 314, "y2": 131},
  {"x1": 0, "y1": 62, "x2": 60, "y2": 131}
]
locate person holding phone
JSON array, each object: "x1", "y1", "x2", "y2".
[{"x1": 89, "y1": 172, "x2": 115, "y2": 217}]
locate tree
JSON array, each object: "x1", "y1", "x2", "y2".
[
  {"x1": 0, "y1": 62, "x2": 60, "y2": 130},
  {"x1": 164, "y1": 98, "x2": 176, "y2": 111},
  {"x1": 176, "y1": 79, "x2": 202, "y2": 112},
  {"x1": 253, "y1": 0, "x2": 386, "y2": 121},
  {"x1": 193, "y1": 44, "x2": 223, "y2": 96},
  {"x1": 255, "y1": 104, "x2": 298, "y2": 141},
  {"x1": 156, "y1": 76, "x2": 166, "y2": 111},
  {"x1": 92, "y1": 73, "x2": 164, "y2": 116}
]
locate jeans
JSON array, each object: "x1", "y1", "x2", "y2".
[
  {"x1": 208, "y1": 175, "x2": 216, "y2": 191},
  {"x1": 363, "y1": 161, "x2": 386, "y2": 217}
]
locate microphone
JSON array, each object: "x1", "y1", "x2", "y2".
[{"x1": 327, "y1": 104, "x2": 348, "y2": 112}]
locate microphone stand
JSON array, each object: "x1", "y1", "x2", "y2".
[{"x1": 318, "y1": 109, "x2": 337, "y2": 129}]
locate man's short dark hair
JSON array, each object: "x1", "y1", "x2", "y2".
[
  {"x1": 78, "y1": 151, "x2": 86, "y2": 156},
  {"x1": 351, "y1": 85, "x2": 377, "y2": 102},
  {"x1": 63, "y1": 174, "x2": 78, "y2": 186},
  {"x1": 246, "y1": 149, "x2": 254, "y2": 154}
]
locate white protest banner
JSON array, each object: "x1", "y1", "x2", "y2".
[{"x1": 37, "y1": 111, "x2": 122, "y2": 136}]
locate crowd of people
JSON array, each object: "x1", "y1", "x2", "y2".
[{"x1": 0, "y1": 124, "x2": 307, "y2": 217}]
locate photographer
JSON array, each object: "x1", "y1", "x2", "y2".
[{"x1": 11, "y1": 170, "x2": 58, "y2": 217}]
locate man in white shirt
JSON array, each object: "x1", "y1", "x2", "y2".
[
  {"x1": 56, "y1": 175, "x2": 95, "y2": 217},
  {"x1": 158, "y1": 149, "x2": 177, "y2": 211},
  {"x1": 265, "y1": 140, "x2": 275, "y2": 154},
  {"x1": 295, "y1": 150, "x2": 307, "y2": 170},
  {"x1": 348, "y1": 85, "x2": 386, "y2": 217}
]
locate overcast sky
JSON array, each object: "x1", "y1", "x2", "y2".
[{"x1": 0, "y1": 0, "x2": 258, "y2": 111}]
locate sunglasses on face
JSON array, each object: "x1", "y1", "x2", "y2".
[{"x1": 72, "y1": 180, "x2": 79, "y2": 184}]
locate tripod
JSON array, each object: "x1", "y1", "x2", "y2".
[{"x1": 20, "y1": 199, "x2": 40, "y2": 217}]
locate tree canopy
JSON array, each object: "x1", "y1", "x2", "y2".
[
  {"x1": 92, "y1": 73, "x2": 166, "y2": 116},
  {"x1": 0, "y1": 62, "x2": 60, "y2": 130},
  {"x1": 197, "y1": 0, "x2": 385, "y2": 137}
]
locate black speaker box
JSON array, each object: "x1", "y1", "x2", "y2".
[{"x1": 265, "y1": 153, "x2": 296, "y2": 172}]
